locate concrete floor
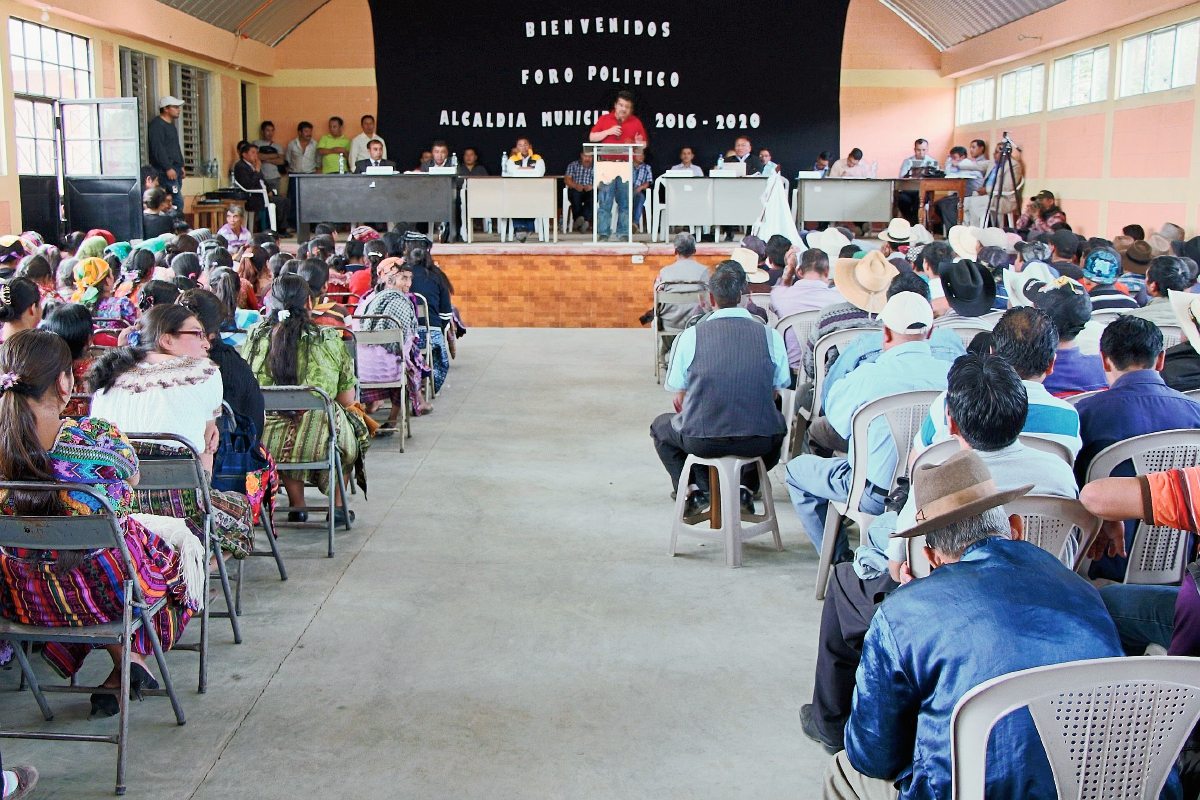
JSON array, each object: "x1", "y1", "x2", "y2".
[{"x1": 0, "y1": 328, "x2": 832, "y2": 799}]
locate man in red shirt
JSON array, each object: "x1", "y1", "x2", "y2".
[{"x1": 589, "y1": 90, "x2": 648, "y2": 240}]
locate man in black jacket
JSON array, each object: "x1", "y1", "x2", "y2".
[
  {"x1": 722, "y1": 136, "x2": 760, "y2": 175},
  {"x1": 148, "y1": 95, "x2": 186, "y2": 211},
  {"x1": 232, "y1": 142, "x2": 278, "y2": 232},
  {"x1": 353, "y1": 139, "x2": 396, "y2": 172}
]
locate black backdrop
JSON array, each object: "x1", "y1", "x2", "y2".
[{"x1": 368, "y1": 0, "x2": 851, "y2": 176}]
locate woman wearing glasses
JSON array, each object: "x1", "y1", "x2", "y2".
[{"x1": 86, "y1": 304, "x2": 254, "y2": 558}]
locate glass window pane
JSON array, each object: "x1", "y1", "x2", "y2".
[
  {"x1": 56, "y1": 31, "x2": 73, "y2": 67},
  {"x1": 9, "y1": 19, "x2": 23, "y2": 57},
  {"x1": 1052, "y1": 58, "x2": 1071, "y2": 108},
  {"x1": 1174, "y1": 21, "x2": 1199, "y2": 87},
  {"x1": 35, "y1": 139, "x2": 55, "y2": 175},
  {"x1": 1089, "y1": 47, "x2": 1109, "y2": 102},
  {"x1": 1122, "y1": 35, "x2": 1148, "y2": 96},
  {"x1": 999, "y1": 73, "x2": 1014, "y2": 118},
  {"x1": 10, "y1": 56, "x2": 27, "y2": 94},
  {"x1": 59, "y1": 66, "x2": 76, "y2": 99},
  {"x1": 1031, "y1": 65, "x2": 1045, "y2": 112},
  {"x1": 101, "y1": 141, "x2": 137, "y2": 176},
  {"x1": 64, "y1": 140, "x2": 98, "y2": 175},
  {"x1": 39, "y1": 26, "x2": 56, "y2": 66},
  {"x1": 1147, "y1": 29, "x2": 1176, "y2": 92},
  {"x1": 16, "y1": 139, "x2": 35, "y2": 174},
  {"x1": 1071, "y1": 52, "x2": 1093, "y2": 105},
  {"x1": 26, "y1": 61, "x2": 44, "y2": 95},
  {"x1": 24, "y1": 24, "x2": 40, "y2": 61},
  {"x1": 13, "y1": 100, "x2": 33, "y2": 138},
  {"x1": 75, "y1": 69, "x2": 90, "y2": 99},
  {"x1": 74, "y1": 37, "x2": 88, "y2": 74},
  {"x1": 32, "y1": 101, "x2": 52, "y2": 138}
]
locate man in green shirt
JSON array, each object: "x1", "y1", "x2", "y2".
[{"x1": 317, "y1": 116, "x2": 351, "y2": 174}]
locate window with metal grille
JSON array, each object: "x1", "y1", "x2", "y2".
[
  {"x1": 1051, "y1": 46, "x2": 1110, "y2": 109},
  {"x1": 956, "y1": 78, "x2": 995, "y2": 126},
  {"x1": 998, "y1": 64, "x2": 1045, "y2": 118},
  {"x1": 120, "y1": 47, "x2": 157, "y2": 167},
  {"x1": 1120, "y1": 20, "x2": 1200, "y2": 97},
  {"x1": 170, "y1": 61, "x2": 210, "y2": 174}
]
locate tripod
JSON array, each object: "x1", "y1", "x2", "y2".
[{"x1": 985, "y1": 135, "x2": 1021, "y2": 228}]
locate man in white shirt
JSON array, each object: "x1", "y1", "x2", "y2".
[
  {"x1": 349, "y1": 114, "x2": 386, "y2": 167},
  {"x1": 897, "y1": 138, "x2": 939, "y2": 224},
  {"x1": 284, "y1": 120, "x2": 318, "y2": 231},
  {"x1": 670, "y1": 146, "x2": 704, "y2": 176}
]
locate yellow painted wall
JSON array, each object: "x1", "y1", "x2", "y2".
[{"x1": 951, "y1": 2, "x2": 1200, "y2": 238}]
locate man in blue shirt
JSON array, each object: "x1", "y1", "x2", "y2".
[
  {"x1": 1075, "y1": 315, "x2": 1200, "y2": 579},
  {"x1": 896, "y1": 138, "x2": 938, "y2": 225},
  {"x1": 651, "y1": 262, "x2": 790, "y2": 517},
  {"x1": 829, "y1": 450, "x2": 1131, "y2": 800},
  {"x1": 786, "y1": 292, "x2": 951, "y2": 560}
]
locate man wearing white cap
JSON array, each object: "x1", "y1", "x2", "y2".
[
  {"x1": 785, "y1": 292, "x2": 951, "y2": 562},
  {"x1": 148, "y1": 95, "x2": 186, "y2": 211}
]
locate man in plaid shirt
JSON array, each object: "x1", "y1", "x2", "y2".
[
  {"x1": 633, "y1": 151, "x2": 654, "y2": 234},
  {"x1": 564, "y1": 150, "x2": 594, "y2": 233}
]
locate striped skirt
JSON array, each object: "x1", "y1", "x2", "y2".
[{"x1": 0, "y1": 517, "x2": 196, "y2": 678}]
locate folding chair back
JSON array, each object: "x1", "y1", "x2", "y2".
[
  {"x1": 352, "y1": 314, "x2": 410, "y2": 450},
  {"x1": 951, "y1": 656, "x2": 1200, "y2": 800},
  {"x1": 1187, "y1": 388, "x2": 1200, "y2": 402},
  {"x1": 937, "y1": 320, "x2": 992, "y2": 348},
  {"x1": 0, "y1": 481, "x2": 185, "y2": 794},
  {"x1": 653, "y1": 281, "x2": 706, "y2": 383},
  {"x1": 911, "y1": 438, "x2": 961, "y2": 472},
  {"x1": 1017, "y1": 434, "x2": 1074, "y2": 465},
  {"x1": 260, "y1": 385, "x2": 345, "y2": 557},
  {"x1": 411, "y1": 293, "x2": 435, "y2": 402},
  {"x1": 976, "y1": 310, "x2": 1005, "y2": 328},
  {"x1": 1089, "y1": 310, "x2": 1125, "y2": 328},
  {"x1": 1085, "y1": 428, "x2": 1200, "y2": 584}
]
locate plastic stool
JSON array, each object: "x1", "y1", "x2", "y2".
[{"x1": 669, "y1": 454, "x2": 782, "y2": 567}]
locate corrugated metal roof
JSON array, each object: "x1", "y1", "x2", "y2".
[
  {"x1": 155, "y1": 0, "x2": 331, "y2": 46},
  {"x1": 878, "y1": 0, "x2": 1066, "y2": 49}
]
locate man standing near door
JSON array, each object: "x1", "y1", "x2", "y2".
[{"x1": 148, "y1": 95, "x2": 186, "y2": 211}]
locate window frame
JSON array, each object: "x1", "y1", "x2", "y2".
[
  {"x1": 119, "y1": 47, "x2": 158, "y2": 169},
  {"x1": 998, "y1": 63, "x2": 1045, "y2": 119},
  {"x1": 956, "y1": 77, "x2": 995, "y2": 126},
  {"x1": 1050, "y1": 45, "x2": 1110, "y2": 110},
  {"x1": 7, "y1": 17, "x2": 92, "y2": 101},
  {"x1": 1118, "y1": 19, "x2": 1200, "y2": 97}
]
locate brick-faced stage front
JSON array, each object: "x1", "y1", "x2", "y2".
[{"x1": 436, "y1": 242, "x2": 739, "y2": 328}]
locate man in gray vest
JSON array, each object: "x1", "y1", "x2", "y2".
[{"x1": 651, "y1": 261, "x2": 791, "y2": 518}]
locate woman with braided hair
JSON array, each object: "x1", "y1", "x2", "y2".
[
  {"x1": 0, "y1": 330, "x2": 200, "y2": 717},
  {"x1": 0, "y1": 278, "x2": 41, "y2": 343}
]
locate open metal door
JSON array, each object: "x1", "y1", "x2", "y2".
[
  {"x1": 59, "y1": 97, "x2": 142, "y2": 241},
  {"x1": 14, "y1": 93, "x2": 62, "y2": 244}
]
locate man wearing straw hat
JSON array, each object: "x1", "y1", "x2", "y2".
[
  {"x1": 824, "y1": 450, "x2": 1124, "y2": 800},
  {"x1": 784, "y1": 288, "x2": 950, "y2": 561}
]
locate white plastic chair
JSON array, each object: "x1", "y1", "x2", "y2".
[
  {"x1": 774, "y1": 310, "x2": 822, "y2": 382},
  {"x1": 951, "y1": 656, "x2": 1200, "y2": 800},
  {"x1": 1090, "y1": 310, "x2": 1125, "y2": 328},
  {"x1": 231, "y1": 175, "x2": 276, "y2": 232},
  {"x1": 1085, "y1": 428, "x2": 1200, "y2": 584},
  {"x1": 934, "y1": 319, "x2": 992, "y2": 348},
  {"x1": 786, "y1": 327, "x2": 868, "y2": 463},
  {"x1": 816, "y1": 389, "x2": 941, "y2": 599},
  {"x1": 1161, "y1": 324, "x2": 1184, "y2": 350},
  {"x1": 1065, "y1": 389, "x2": 1104, "y2": 406},
  {"x1": 1017, "y1": 434, "x2": 1074, "y2": 465},
  {"x1": 1187, "y1": 388, "x2": 1200, "y2": 401},
  {"x1": 668, "y1": 454, "x2": 781, "y2": 567}
]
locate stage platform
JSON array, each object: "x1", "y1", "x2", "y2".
[{"x1": 422, "y1": 232, "x2": 742, "y2": 328}]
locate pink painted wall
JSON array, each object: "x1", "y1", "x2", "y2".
[
  {"x1": 1060, "y1": 199, "x2": 1102, "y2": 237},
  {"x1": 1106, "y1": 202, "x2": 1189, "y2": 237},
  {"x1": 1044, "y1": 115, "x2": 1106, "y2": 179},
  {"x1": 1110, "y1": 101, "x2": 1194, "y2": 178},
  {"x1": 839, "y1": 0, "x2": 953, "y2": 176}
]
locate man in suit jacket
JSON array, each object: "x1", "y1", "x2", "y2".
[
  {"x1": 722, "y1": 136, "x2": 760, "y2": 175},
  {"x1": 232, "y1": 141, "x2": 279, "y2": 229},
  {"x1": 354, "y1": 139, "x2": 396, "y2": 173}
]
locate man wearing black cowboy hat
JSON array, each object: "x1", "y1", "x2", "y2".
[
  {"x1": 823, "y1": 449, "x2": 1126, "y2": 800},
  {"x1": 932, "y1": 257, "x2": 995, "y2": 321}
]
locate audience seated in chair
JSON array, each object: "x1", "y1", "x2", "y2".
[
  {"x1": 114, "y1": 248, "x2": 158, "y2": 307},
  {"x1": 786, "y1": 291, "x2": 950, "y2": 562},
  {"x1": 1082, "y1": 468, "x2": 1200, "y2": 658},
  {"x1": 650, "y1": 261, "x2": 789, "y2": 518},
  {"x1": 87, "y1": 305, "x2": 255, "y2": 559},
  {"x1": 242, "y1": 274, "x2": 370, "y2": 526},
  {"x1": 0, "y1": 277, "x2": 42, "y2": 344},
  {"x1": 73, "y1": 258, "x2": 137, "y2": 339},
  {"x1": 803, "y1": 352, "x2": 1081, "y2": 758},
  {"x1": 800, "y1": 250, "x2": 901, "y2": 380},
  {"x1": 206, "y1": 267, "x2": 261, "y2": 348},
  {"x1": 0, "y1": 330, "x2": 201, "y2": 717},
  {"x1": 821, "y1": 450, "x2": 1135, "y2": 800},
  {"x1": 355, "y1": 256, "x2": 432, "y2": 433},
  {"x1": 401, "y1": 236, "x2": 453, "y2": 392},
  {"x1": 40, "y1": 302, "x2": 94, "y2": 417},
  {"x1": 653, "y1": 232, "x2": 711, "y2": 333},
  {"x1": 1073, "y1": 315, "x2": 1200, "y2": 580},
  {"x1": 1023, "y1": 277, "x2": 1108, "y2": 397},
  {"x1": 769, "y1": 248, "x2": 843, "y2": 370}
]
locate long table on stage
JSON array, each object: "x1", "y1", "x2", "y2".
[
  {"x1": 461, "y1": 176, "x2": 559, "y2": 243},
  {"x1": 793, "y1": 177, "x2": 967, "y2": 227},
  {"x1": 653, "y1": 175, "x2": 768, "y2": 240},
  {"x1": 290, "y1": 173, "x2": 458, "y2": 242}
]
